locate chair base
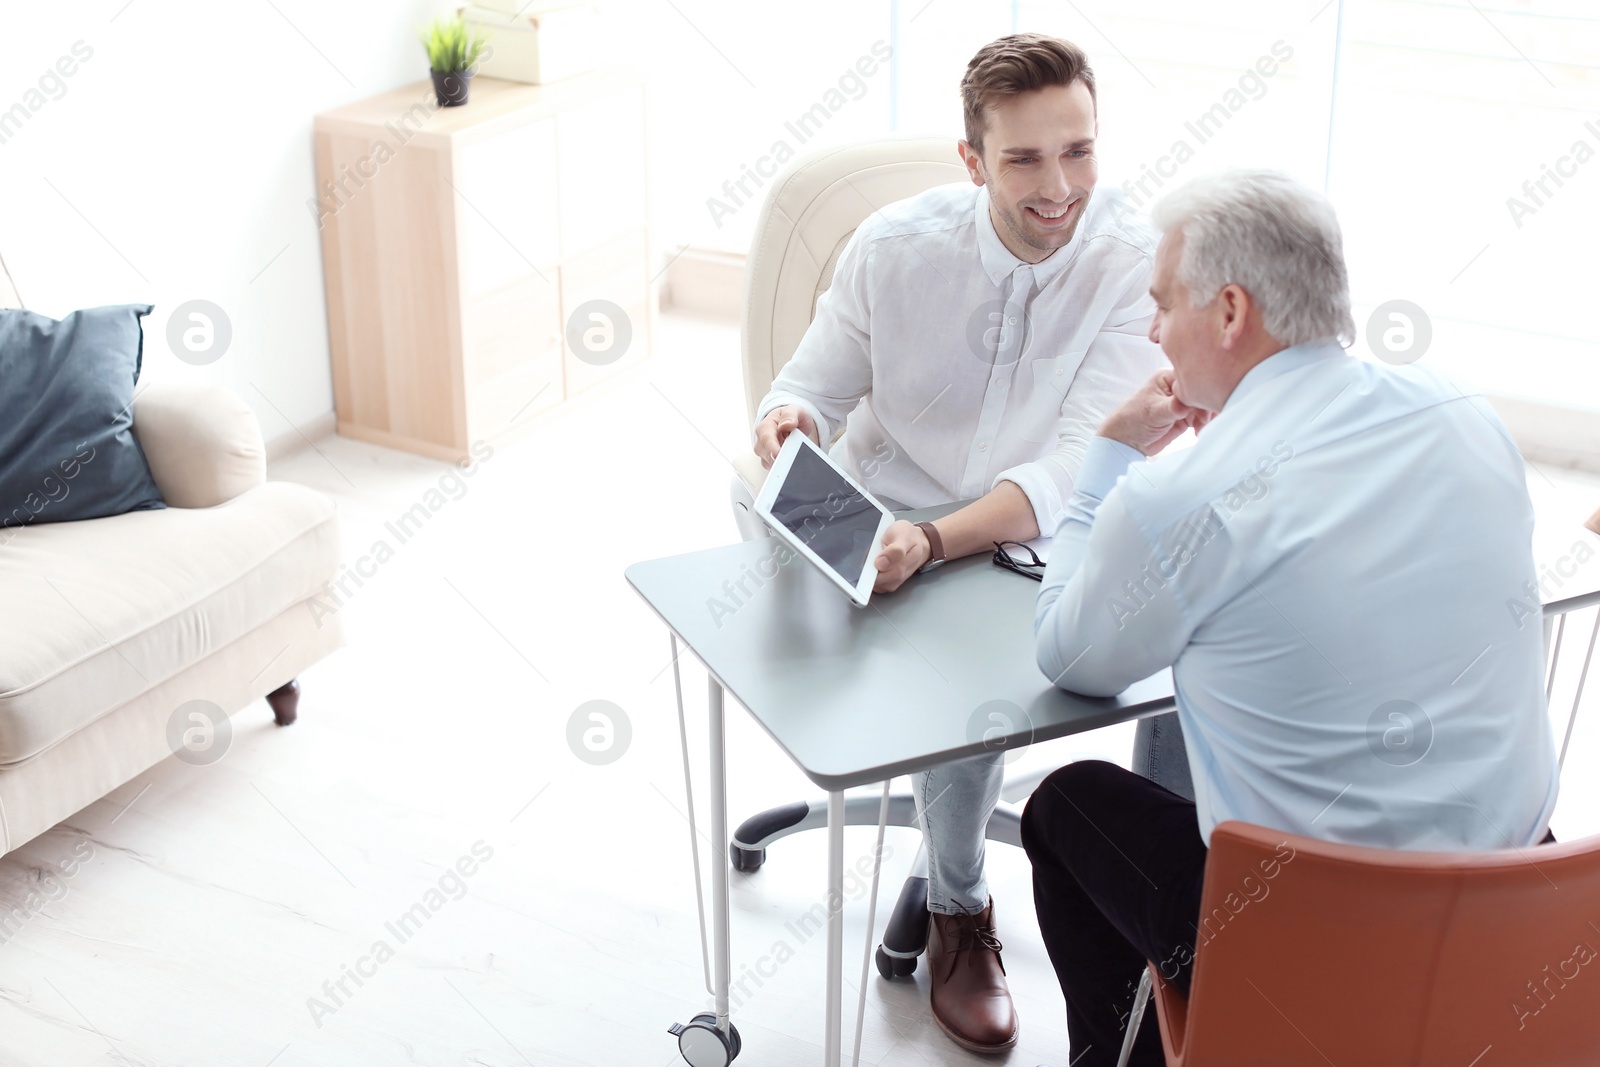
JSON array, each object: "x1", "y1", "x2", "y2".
[{"x1": 876, "y1": 872, "x2": 930, "y2": 975}]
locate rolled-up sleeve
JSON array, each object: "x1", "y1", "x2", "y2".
[{"x1": 991, "y1": 273, "x2": 1165, "y2": 536}]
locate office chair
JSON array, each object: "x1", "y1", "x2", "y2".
[
  {"x1": 1112, "y1": 818, "x2": 1600, "y2": 1067},
  {"x1": 725, "y1": 135, "x2": 1060, "y2": 979}
]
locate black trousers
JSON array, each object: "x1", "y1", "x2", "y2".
[{"x1": 1020, "y1": 759, "x2": 1208, "y2": 1067}]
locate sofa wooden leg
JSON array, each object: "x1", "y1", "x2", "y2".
[{"x1": 267, "y1": 679, "x2": 300, "y2": 726}]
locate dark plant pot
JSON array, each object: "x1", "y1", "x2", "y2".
[{"x1": 432, "y1": 69, "x2": 472, "y2": 107}]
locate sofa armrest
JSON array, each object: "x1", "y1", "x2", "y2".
[{"x1": 131, "y1": 383, "x2": 266, "y2": 507}]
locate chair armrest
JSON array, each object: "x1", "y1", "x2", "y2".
[
  {"x1": 131, "y1": 383, "x2": 266, "y2": 507},
  {"x1": 731, "y1": 449, "x2": 768, "y2": 497}
]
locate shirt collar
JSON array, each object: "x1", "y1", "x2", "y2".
[
  {"x1": 1222, "y1": 338, "x2": 1348, "y2": 412},
  {"x1": 973, "y1": 186, "x2": 1084, "y2": 288}
]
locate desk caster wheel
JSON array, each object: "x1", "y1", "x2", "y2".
[
  {"x1": 730, "y1": 844, "x2": 764, "y2": 872},
  {"x1": 875, "y1": 945, "x2": 917, "y2": 979},
  {"x1": 669, "y1": 1013, "x2": 741, "y2": 1067}
]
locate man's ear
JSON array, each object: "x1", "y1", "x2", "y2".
[
  {"x1": 1217, "y1": 284, "x2": 1249, "y2": 349},
  {"x1": 957, "y1": 141, "x2": 986, "y2": 187}
]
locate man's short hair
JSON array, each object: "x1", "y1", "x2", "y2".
[
  {"x1": 961, "y1": 34, "x2": 1096, "y2": 154},
  {"x1": 1152, "y1": 169, "x2": 1357, "y2": 347}
]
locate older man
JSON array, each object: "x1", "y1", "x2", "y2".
[{"x1": 1021, "y1": 170, "x2": 1558, "y2": 1067}]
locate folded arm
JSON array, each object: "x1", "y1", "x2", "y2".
[{"x1": 1035, "y1": 370, "x2": 1212, "y2": 695}]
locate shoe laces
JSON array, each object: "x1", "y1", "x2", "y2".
[{"x1": 939, "y1": 905, "x2": 1006, "y2": 979}]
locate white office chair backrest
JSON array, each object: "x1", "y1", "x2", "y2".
[
  {"x1": 739, "y1": 137, "x2": 968, "y2": 428},
  {"x1": 0, "y1": 251, "x2": 20, "y2": 309}
]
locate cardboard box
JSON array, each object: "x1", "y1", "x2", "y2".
[{"x1": 461, "y1": 3, "x2": 597, "y2": 85}]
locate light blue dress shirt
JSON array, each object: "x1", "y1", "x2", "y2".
[{"x1": 1035, "y1": 340, "x2": 1559, "y2": 851}]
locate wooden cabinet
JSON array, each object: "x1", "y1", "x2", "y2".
[{"x1": 313, "y1": 71, "x2": 651, "y2": 460}]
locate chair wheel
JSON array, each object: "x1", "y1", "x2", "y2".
[
  {"x1": 671, "y1": 1012, "x2": 740, "y2": 1066},
  {"x1": 730, "y1": 844, "x2": 765, "y2": 872},
  {"x1": 875, "y1": 945, "x2": 917, "y2": 979}
]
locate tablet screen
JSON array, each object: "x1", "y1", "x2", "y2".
[{"x1": 766, "y1": 445, "x2": 884, "y2": 584}]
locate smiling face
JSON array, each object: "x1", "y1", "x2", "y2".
[{"x1": 960, "y1": 80, "x2": 1098, "y2": 264}]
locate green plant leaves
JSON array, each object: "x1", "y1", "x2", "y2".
[{"x1": 420, "y1": 16, "x2": 488, "y2": 73}]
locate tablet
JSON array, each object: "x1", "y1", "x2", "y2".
[{"x1": 754, "y1": 431, "x2": 896, "y2": 607}]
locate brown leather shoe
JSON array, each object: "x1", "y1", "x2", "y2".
[{"x1": 927, "y1": 898, "x2": 1019, "y2": 1054}]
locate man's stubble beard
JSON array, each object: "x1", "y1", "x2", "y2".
[{"x1": 984, "y1": 167, "x2": 1094, "y2": 258}]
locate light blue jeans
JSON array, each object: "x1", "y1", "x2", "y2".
[
  {"x1": 1134, "y1": 712, "x2": 1194, "y2": 801},
  {"x1": 913, "y1": 751, "x2": 1006, "y2": 914},
  {"x1": 912, "y1": 713, "x2": 1193, "y2": 913}
]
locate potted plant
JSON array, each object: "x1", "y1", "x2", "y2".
[{"x1": 422, "y1": 15, "x2": 489, "y2": 107}]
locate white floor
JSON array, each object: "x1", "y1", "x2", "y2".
[{"x1": 2, "y1": 310, "x2": 1597, "y2": 1067}]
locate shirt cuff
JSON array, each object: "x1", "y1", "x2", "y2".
[
  {"x1": 1075, "y1": 436, "x2": 1144, "y2": 502},
  {"x1": 753, "y1": 393, "x2": 831, "y2": 447}
]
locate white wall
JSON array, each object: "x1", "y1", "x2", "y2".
[
  {"x1": 0, "y1": 0, "x2": 477, "y2": 439},
  {"x1": 0, "y1": 0, "x2": 898, "y2": 442}
]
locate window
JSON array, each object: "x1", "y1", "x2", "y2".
[{"x1": 646, "y1": 1, "x2": 1598, "y2": 415}]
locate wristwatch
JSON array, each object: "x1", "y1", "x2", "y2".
[{"x1": 915, "y1": 521, "x2": 947, "y2": 573}]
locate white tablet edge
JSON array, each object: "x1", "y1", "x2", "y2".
[{"x1": 753, "y1": 432, "x2": 896, "y2": 607}]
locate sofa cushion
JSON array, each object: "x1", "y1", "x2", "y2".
[
  {"x1": 0, "y1": 304, "x2": 166, "y2": 530},
  {"x1": 0, "y1": 482, "x2": 340, "y2": 765}
]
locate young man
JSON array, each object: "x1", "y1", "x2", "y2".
[
  {"x1": 750, "y1": 34, "x2": 1167, "y2": 1054},
  {"x1": 1023, "y1": 170, "x2": 1559, "y2": 1066}
]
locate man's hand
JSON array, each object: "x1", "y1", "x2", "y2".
[
  {"x1": 1098, "y1": 369, "x2": 1213, "y2": 457},
  {"x1": 872, "y1": 519, "x2": 932, "y2": 593},
  {"x1": 754, "y1": 405, "x2": 821, "y2": 469}
]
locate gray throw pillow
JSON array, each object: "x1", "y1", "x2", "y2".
[{"x1": 0, "y1": 304, "x2": 166, "y2": 529}]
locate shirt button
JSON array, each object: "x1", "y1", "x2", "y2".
[
  {"x1": 994, "y1": 378, "x2": 1007, "y2": 388},
  {"x1": 978, "y1": 442, "x2": 988, "y2": 452}
]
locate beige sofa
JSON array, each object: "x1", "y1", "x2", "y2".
[{"x1": 0, "y1": 254, "x2": 344, "y2": 858}]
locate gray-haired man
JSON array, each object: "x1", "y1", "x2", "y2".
[{"x1": 1021, "y1": 170, "x2": 1558, "y2": 1067}]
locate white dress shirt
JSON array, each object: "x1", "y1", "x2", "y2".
[
  {"x1": 755, "y1": 183, "x2": 1166, "y2": 536},
  {"x1": 1035, "y1": 341, "x2": 1559, "y2": 851}
]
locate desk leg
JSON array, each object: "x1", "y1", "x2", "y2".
[
  {"x1": 825, "y1": 789, "x2": 845, "y2": 1067},
  {"x1": 709, "y1": 677, "x2": 733, "y2": 1032},
  {"x1": 666, "y1": 670, "x2": 742, "y2": 1067}
]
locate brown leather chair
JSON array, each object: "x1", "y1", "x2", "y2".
[{"x1": 1117, "y1": 819, "x2": 1600, "y2": 1067}]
